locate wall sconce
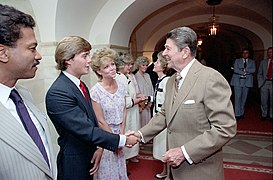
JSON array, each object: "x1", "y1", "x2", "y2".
[{"x1": 198, "y1": 39, "x2": 203, "y2": 46}]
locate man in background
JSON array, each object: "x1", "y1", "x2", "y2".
[
  {"x1": 146, "y1": 51, "x2": 159, "y2": 89},
  {"x1": 0, "y1": 4, "x2": 57, "y2": 180},
  {"x1": 230, "y1": 48, "x2": 256, "y2": 120},
  {"x1": 257, "y1": 47, "x2": 273, "y2": 121}
]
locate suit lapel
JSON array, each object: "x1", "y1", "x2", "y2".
[
  {"x1": 22, "y1": 96, "x2": 56, "y2": 176},
  {"x1": 60, "y1": 72, "x2": 89, "y2": 108},
  {"x1": 264, "y1": 60, "x2": 268, "y2": 74},
  {"x1": 169, "y1": 60, "x2": 202, "y2": 122},
  {"x1": 60, "y1": 73, "x2": 98, "y2": 126},
  {"x1": 0, "y1": 102, "x2": 52, "y2": 178}
]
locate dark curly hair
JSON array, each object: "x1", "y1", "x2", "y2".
[{"x1": 0, "y1": 4, "x2": 35, "y2": 47}]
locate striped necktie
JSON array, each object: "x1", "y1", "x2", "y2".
[{"x1": 173, "y1": 73, "x2": 182, "y2": 102}]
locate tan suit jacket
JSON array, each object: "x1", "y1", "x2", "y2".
[
  {"x1": 0, "y1": 85, "x2": 57, "y2": 180},
  {"x1": 140, "y1": 60, "x2": 237, "y2": 180}
]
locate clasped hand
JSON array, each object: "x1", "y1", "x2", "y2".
[{"x1": 125, "y1": 130, "x2": 141, "y2": 148}]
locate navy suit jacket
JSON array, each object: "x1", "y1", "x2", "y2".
[{"x1": 46, "y1": 72, "x2": 120, "y2": 180}]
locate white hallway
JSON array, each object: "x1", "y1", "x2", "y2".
[{"x1": 0, "y1": 0, "x2": 272, "y2": 155}]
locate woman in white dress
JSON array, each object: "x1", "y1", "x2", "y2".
[
  {"x1": 134, "y1": 56, "x2": 154, "y2": 128},
  {"x1": 152, "y1": 52, "x2": 170, "y2": 179},
  {"x1": 115, "y1": 52, "x2": 146, "y2": 163},
  {"x1": 90, "y1": 48, "x2": 128, "y2": 180}
]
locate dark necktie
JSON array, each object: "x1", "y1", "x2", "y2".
[
  {"x1": 9, "y1": 89, "x2": 49, "y2": 167},
  {"x1": 244, "y1": 59, "x2": 247, "y2": 68},
  {"x1": 79, "y1": 81, "x2": 89, "y2": 103},
  {"x1": 267, "y1": 59, "x2": 272, "y2": 80}
]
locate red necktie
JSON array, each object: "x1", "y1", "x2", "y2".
[
  {"x1": 267, "y1": 59, "x2": 272, "y2": 80},
  {"x1": 79, "y1": 81, "x2": 89, "y2": 103}
]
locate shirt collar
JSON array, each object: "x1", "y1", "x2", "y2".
[
  {"x1": 63, "y1": 71, "x2": 81, "y2": 87},
  {"x1": 0, "y1": 83, "x2": 14, "y2": 104},
  {"x1": 179, "y1": 58, "x2": 196, "y2": 79}
]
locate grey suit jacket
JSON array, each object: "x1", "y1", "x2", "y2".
[
  {"x1": 0, "y1": 85, "x2": 57, "y2": 180},
  {"x1": 140, "y1": 60, "x2": 237, "y2": 180},
  {"x1": 257, "y1": 59, "x2": 271, "y2": 88},
  {"x1": 230, "y1": 58, "x2": 256, "y2": 87}
]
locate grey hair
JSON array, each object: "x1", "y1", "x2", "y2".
[
  {"x1": 134, "y1": 56, "x2": 150, "y2": 70},
  {"x1": 166, "y1": 27, "x2": 197, "y2": 57},
  {"x1": 116, "y1": 52, "x2": 132, "y2": 71}
]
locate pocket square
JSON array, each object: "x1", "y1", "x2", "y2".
[{"x1": 184, "y1": 100, "x2": 195, "y2": 104}]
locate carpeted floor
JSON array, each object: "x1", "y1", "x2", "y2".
[
  {"x1": 127, "y1": 153, "x2": 273, "y2": 180},
  {"x1": 235, "y1": 91, "x2": 272, "y2": 134},
  {"x1": 127, "y1": 93, "x2": 273, "y2": 179},
  {"x1": 236, "y1": 99, "x2": 272, "y2": 135}
]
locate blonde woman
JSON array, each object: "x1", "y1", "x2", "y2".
[{"x1": 90, "y1": 48, "x2": 128, "y2": 180}]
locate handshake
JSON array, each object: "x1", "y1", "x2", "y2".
[{"x1": 124, "y1": 130, "x2": 141, "y2": 148}]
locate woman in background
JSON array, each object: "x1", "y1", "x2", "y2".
[
  {"x1": 115, "y1": 52, "x2": 146, "y2": 163},
  {"x1": 134, "y1": 56, "x2": 154, "y2": 128},
  {"x1": 90, "y1": 48, "x2": 128, "y2": 180}
]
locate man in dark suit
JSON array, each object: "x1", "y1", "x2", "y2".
[
  {"x1": 131, "y1": 27, "x2": 236, "y2": 179},
  {"x1": 46, "y1": 36, "x2": 139, "y2": 180},
  {"x1": 0, "y1": 4, "x2": 57, "y2": 180},
  {"x1": 146, "y1": 51, "x2": 159, "y2": 89}
]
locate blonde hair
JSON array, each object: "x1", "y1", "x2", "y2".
[
  {"x1": 91, "y1": 48, "x2": 117, "y2": 80},
  {"x1": 157, "y1": 51, "x2": 169, "y2": 74}
]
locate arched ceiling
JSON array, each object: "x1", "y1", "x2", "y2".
[
  {"x1": 1, "y1": 0, "x2": 271, "y2": 54},
  {"x1": 111, "y1": 0, "x2": 272, "y2": 54}
]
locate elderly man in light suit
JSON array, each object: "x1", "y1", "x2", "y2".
[
  {"x1": 0, "y1": 4, "x2": 56, "y2": 180},
  {"x1": 131, "y1": 27, "x2": 236, "y2": 180},
  {"x1": 257, "y1": 47, "x2": 273, "y2": 120},
  {"x1": 230, "y1": 48, "x2": 256, "y2": 119}
]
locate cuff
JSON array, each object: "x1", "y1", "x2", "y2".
[
  {"x1": 138, "y1": 130, "x2": 145, "y2": 143},
  {"x1": 119, "y1": 134, "x2": 126, "y2": 147},
  {"x1": 181, "y1": 145, "x2": 193, "y2": 164}
]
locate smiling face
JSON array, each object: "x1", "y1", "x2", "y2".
[
  {"x1": 1, "y1": 27, "x2": 42, "y2": 86},
  {"x1": 162, "y1": 38, "x2": 183, "y2": 70},
  {"x1": 97, "y1": 59, "x2": 117, "y2": 80},
  {"x1": 153, "y1": 60, "x2": 163, "y2": 74},
  {"x1": 139, "y1": 63, "x2": 149, "y2": 74}
]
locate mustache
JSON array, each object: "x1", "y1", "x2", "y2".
[{"x1": 33, "y1": 60, "x2": 40, "y2": 67}]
